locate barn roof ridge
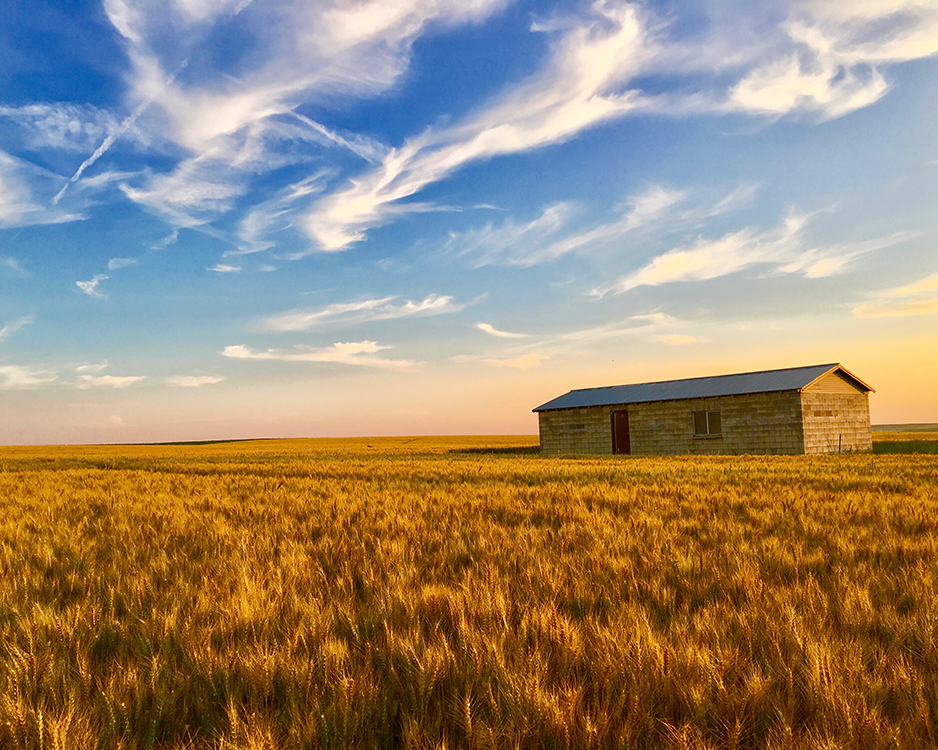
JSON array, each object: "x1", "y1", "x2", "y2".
[
  {"x1": 562, "y1": 362, "x2": 842, "y2": 394},
  {"x1": 533, "y1": 363, "x2": 870, "y2": 412}
]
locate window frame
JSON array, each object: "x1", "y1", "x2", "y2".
[{"x1": 692, "y1": 410, "x2": 722, "y2": 438}]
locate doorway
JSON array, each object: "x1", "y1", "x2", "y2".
[{"x1": 612, "y1": 411, "x2": 630, "y2": 455}]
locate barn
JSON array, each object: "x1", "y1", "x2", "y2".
[{"x1": 533, "y1": 363, "x2": 873, "y2": 456}]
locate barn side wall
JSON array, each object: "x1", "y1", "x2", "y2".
[
  {"x1": 538, "y1": 391, "x2": 805, "y2": 456},
  {"x1": 801, "y1": 391, "x2": 872, "y2": 453}
]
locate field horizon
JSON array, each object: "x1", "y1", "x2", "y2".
[{"x1": 1, "y1": 421, "x2": 935, "y2": 452}]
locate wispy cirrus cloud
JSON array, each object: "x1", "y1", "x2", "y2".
[
  {"x1": 165, "y1": 375, "x2": 226, "y2": 387},
  {"x1": 474, "y1": 323, "x2": 527, "y2": 339},
  {"x1": 221, "y1": 341, "x2": 419, "y2": 370},
  {"x1": 208, "y1": 264, "x2": 242, "y2": 273},
  {"x1": 107, "y1": 257, "x2": 139, "y2": 270},
  {"x1": 0, "y1": 316, "x2": 33, "y2": 341},
  {"x1": 447, "y1": 184, "x2": 754, "y2": 268},
  {"x1": 0, "y1": 365, "x2": 56, "y2": 390},
  {"x1": 0, "y1": 151, "x2": 86, "y2": 229},
  {"x1": 75, "y1": 361, "x2": 109, "y2": 373},
  {"x1": 595, "y1": 212, "x2": 911, "y2": 295},
  {"x1": 302, "y1": 0, "x2": 938, "y2": 254},
  {"x1": 23, "y1": 0, "x2": 927, "y2": 257},
  {"x1": 227, "y1": 171, "x2": 331, "y2": 257},
  {"x1": 262, "y1": 294, "x2": 464, "y2": 332},
  {"x1": 446, "y1": 202, "x2": 578, "y2": 268},
  {"x1": 76, "y1": 274, "x2": 109, "y2": 299},
  {"x1": 76, "y1": 374, "x2": 146, "y2": 388},
  {"x1": 94, "y1": 0, "x2": 504, "y2": 234},
  {"x1": 853, "y1": 272, "x2": 938, "y2": 318},
  {"x1": 304, "y1": 3, "x2": 652, "y2": 252}
]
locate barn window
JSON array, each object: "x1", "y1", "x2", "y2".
[{"x1": 693, "y1": 410, "x2": 722, "y2": 436}]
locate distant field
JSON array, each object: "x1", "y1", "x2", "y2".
[
  {"x1": 872, "y1": 430, "x2": 938, "y2": 454},
  {"x1": 872, "y1": 423, "x2": 938, "y2": 433},
  {"x1": 0, "y1": 437, "x2": 935, "y2": 749}
]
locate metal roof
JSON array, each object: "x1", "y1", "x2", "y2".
[{"x1": 533, "y1": 363, "x2": 872, "y2": 412}]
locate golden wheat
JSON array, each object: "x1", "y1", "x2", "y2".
[{"x1": 0, "y1": 436, "x2": 935, "y2": 749}]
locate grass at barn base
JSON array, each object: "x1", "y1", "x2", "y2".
[{"x1": 0, "y1": 437, "x2": 935, "y2": 749}]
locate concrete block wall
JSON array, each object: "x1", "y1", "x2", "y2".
[
  {"x1": 538, "y1": 391, "x2": 806, "y2": 456},
  {"x1": 801, "y1": 392, "x2": 872, "y2": 453}
]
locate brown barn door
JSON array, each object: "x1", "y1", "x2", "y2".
[{"x1": 612, "y1": 411, "x2": 630, "y2": 455}]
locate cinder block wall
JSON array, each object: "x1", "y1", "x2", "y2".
[
  {"x1": 539, "y1": 391, "x2": 806, "y2": 456},
  {"x1": 801, "y1": 392, "x2": 872, "y2": 453}
]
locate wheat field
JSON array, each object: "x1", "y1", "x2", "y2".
[{"x1": 0, "y1": 436, "x2": 935, "y2": 749}]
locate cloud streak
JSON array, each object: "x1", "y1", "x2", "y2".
[
  {"x1": 303, "y1": 3, "x2": 651, "y2": 252},
  {"x1": 262, "y1": 294, "x2": 464, "y2": 332},
  {"x1": 221, "y1": 341, "x2": 419, "y2": 370},
  {"x1": 0, "y1": 316, "x2": 33, "y2": 341},
  {"x1": 165, "y1": 375, "x2": 226, "y2": 387},
  {"x1": 0, "y1": 365, "x2": 56, "y2": 390},
  {"x1": 475, "y1": 323, "x2": 527, "y2": 339},
  {"x1": 76, "y1": 274, "x2": 109, "y2": 299},
  {"x1": 853, "y1": 272, "x2": 938, "y2": 318},
  {"x1": 446, "y1": 184, "x2": 754, "y2": 268},
  {"x1": 596, "y1": 214, "x2": 911, "y2": 295},
  {"x1": 76, "y1": 374, "x2": 146, "y2": 388}
]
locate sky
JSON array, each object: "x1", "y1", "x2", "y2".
[{"x1": 0, "y1": 0, "x2": 936, "y2": 444}]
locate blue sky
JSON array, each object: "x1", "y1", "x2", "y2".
[{"x1": 1, "y1": 0, "x2": 936, "y2": 443}]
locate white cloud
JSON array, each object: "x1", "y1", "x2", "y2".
[
  {"x1": 532, "y1": 187, "x2": 688, "y2": 264},
  {"x1": 75, "y1": 361, "x2": 109, "y2": 373},
  {"x1": 76, "y1": 374, "x2": 146, "y2": 388},
  {"x1": 149, "y1": 229, "x2": 179, "y2": 250},
  {"x1": 724, "y1": 2, "x2": 938, "y2": 120},
  {"x1": 121, "y1": 159, "x2": 249, "y2": 229},
  {"x1": 48, "y1": 0, "x2": 929, "y2": 254},
  {"x1": 0, "y1": 151, "x2": 86, "y2": 229},
  {"x1": 0, "y1": 365, "x2": 56, "y2": 390},
  {"x1": 165, "y1": 375, "x2": 226, "y2": 387},
  {"x1": 107, "y1": 257, "x2": 139, "y2": 270},
  {"x1": 208, "y1": 264, "x2": 242, "y2": 273},
  {"x1": 227, "y1": 171, "x2": 331, "y2": 256},
  {"x1": 475, "y1": 323, "x2": 527, "y2": 339},
  {"x1": 853, "y1": 272, "x2": 938, "y2": 318},
  {"x1": 0, "y1": 103, "x2": 146, "y2": 154},
  {"x1": 221, "y1": 341, "x2": 419, "y2": 370},
  {"x1": 291, "y1": 114, "x2": 388, "y2": 164},
  {"x1": 76, "y1": 274, "x2": 109, "y2": 299},
  {"x1": 445, "y1": 183, "x2": 753, "y2": 268},
  {"x1": 98, "y1": 0, "x2": 505, "y2": 231},
  {"x1": 447, "y1": 203, "x2": 579, "y2": 267},
  {"x1": 653, "y1": 334, "x2": 710, "y2": 345},
  {"x1": 597, "y1": 214, "x2": 909, "y2": 295},
  {"x1": 599, "y1": 225, "x2": 790, "y2": 294},
  {"x1": 107, "y1": 415, "x2": 125, "y2": 429},
  {"x1": 631, "y1": 312, "x2": 680, "y2": 327},
  {"x1": 303, "y1": 3, "x2": 652, "y2": 252},
  {"x1": 302, "y1": 0, "x2": 938, "y2": 252},
  {"x1": 0, "y1": 316, "x2": 33, "y2": 341},
  {"x1": 262, "y1": 294, "x2": 464, "y2": 332},
  {"x1": 484, "y1": 353, "x2": 547, "y2": 369},
  {"x1": 778, "y1": 233, "x2": 914, "y2": 277}
]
